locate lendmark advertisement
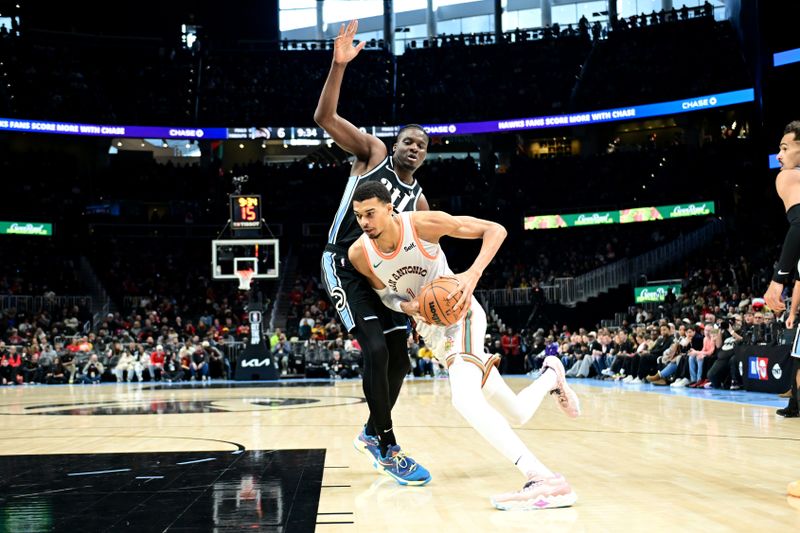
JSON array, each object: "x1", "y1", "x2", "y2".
[
  {"x1": 563, "y1": 212, "x2": 618, "y2": 226},
  {"x1": 634, "y1": 284, "x2": 682, "y2": 304},
  {"x1": 524, "y1": 201, "x2": 715, "y2": 230},
  {"x1": 0, "y1": 221, "x2": 53, "y2": 236}
]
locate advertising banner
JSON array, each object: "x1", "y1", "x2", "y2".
[
  {"x1": 0, "y1": 221, "x2": 53, "y2": 236},
  {"x1": 0, "y1": 89, "x2": 754, "y2": 140},
  {"x1": 525, "y1": 202, "x2": 714, "y2": 230},
  {"x1": 633, "y1": 284, "x2": 682, "y2": 303}
]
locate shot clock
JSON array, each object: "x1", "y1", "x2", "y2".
[{"x1": 231, "y1": 195, "x2": 262, "y2": 230}]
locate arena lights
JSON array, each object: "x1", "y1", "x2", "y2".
[
  {"x1": 0, "y1": 89, "x2": 754, "y2": 141},
  {"x1": 524, "y1": 201, "x2": 715, "y2": 230}
]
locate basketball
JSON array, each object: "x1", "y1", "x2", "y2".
[{"x1": 417, "y1": 277, "x2": 470, "y2": 326}]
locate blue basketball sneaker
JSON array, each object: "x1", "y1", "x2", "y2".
[
  {"x1": 353, "y1": 427, "x2": 381, "y2": 461},
  {"x1": 373, "y1": 445, "x2": 431, "y2": 486}
]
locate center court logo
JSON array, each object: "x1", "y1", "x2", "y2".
[{"x1": 15, "y1": 396, "x2": 369, "y2": 416}]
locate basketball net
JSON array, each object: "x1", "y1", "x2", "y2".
[{"x1": 235, "y1": 269, "x2": 255, "y2": 291}]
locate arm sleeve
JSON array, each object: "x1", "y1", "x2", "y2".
[
  {"x1": 773, "y1": 204, "x2": 800, "y2": 284},
  {"x1": 375, "y1": 286, "x2": 405, "y2": 313}
]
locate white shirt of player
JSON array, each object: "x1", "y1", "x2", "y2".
[{"x1": 359, "y1": 212, "x2": 451, "y2": 302}]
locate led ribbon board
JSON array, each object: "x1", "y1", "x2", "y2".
[
  {"x1": 524, "y1": 201, "x2": 715, "y2": 230},
  {"x1": 0, "y1": 89, "x2": 754, "y2": 140},
  {"x1": 774, "y1": 48, "x2": 800, "y2": 68}
]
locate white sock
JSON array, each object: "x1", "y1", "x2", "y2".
[
  {"x1": 448, "y1": 360, "x2": 553, "y2": 479},
  {"x1": 516, "y1": 452, "x2": 555, "y2": 479},
  {"x1": 482, "y1": 367, "x2": 556, "y2": 426}
]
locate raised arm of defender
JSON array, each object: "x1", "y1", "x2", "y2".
[{"x1": 313, "y1": 19, "x2": 386, "y2": 173}]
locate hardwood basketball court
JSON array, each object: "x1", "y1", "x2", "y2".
[{"x1": 0, "y1": 378, "x2": 798, "y2": 531}]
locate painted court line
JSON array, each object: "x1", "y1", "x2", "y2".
[
  {"x1": 176, "y1": 458, "x2": 217, "y2": 465},
  {"x1": 67, "y1": 468, "x2": 132, "y2": 476}
]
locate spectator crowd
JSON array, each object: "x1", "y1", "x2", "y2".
[{"x1": 1, "y1": 5, "x2": 736, "y2": 126}]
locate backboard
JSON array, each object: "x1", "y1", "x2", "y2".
[{"x1": 212, "y1": 239, "x2": 280, "y2": 280}]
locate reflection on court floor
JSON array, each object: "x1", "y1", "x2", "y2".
[{"x1": 0, "y1": 449, "x2": 325, "y2": 532}]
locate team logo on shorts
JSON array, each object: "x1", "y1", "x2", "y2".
[
  {"x1": 444, "y1": 336, "x2": 455, "y2": 354},
  {"x1": 330, "y1": 287, "x2": 348, "y2": 311}
]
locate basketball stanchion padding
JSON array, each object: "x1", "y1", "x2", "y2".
[
  {"x1": 236, "y1": 269, "x2": 255, "y2": 291},
  {"x1": 417, "y1": 277, "x2": 470, "y2": 326}
]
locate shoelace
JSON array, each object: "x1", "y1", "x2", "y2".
[
  {"x1": 385, "y1": 450, "x2": 416, "y2": 472},
  {"x1": 521, "y1": 478, "x2": 543, "y2": 491}
]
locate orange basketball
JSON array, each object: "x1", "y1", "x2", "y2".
[{"x1": 417, "y1": 277, "x2": 470, "y2": 327}]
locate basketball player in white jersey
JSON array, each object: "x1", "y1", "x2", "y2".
[{"x1": 347, "y1": 181, "x2": 580, "y2": 510}]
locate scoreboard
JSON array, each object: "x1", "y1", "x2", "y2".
[{"x1": 231, "y1": 195, "x2": 262, "y2": 230}]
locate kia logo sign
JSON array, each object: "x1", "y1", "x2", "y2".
[{"x1": 241, "y1": 358, "x2": 271, "y2": 368}]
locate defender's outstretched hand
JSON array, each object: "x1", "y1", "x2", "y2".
[{"x1": 333, "y1": 20, "x2": 366, "y2": 65}]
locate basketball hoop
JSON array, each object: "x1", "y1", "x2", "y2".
[{"x1": 235, "y1": 269, "x2": 255, "y2": 291}]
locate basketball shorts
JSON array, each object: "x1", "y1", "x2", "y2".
[
  {"x1": 321, "y1": 245, "x2": 408, "y2": 334},
  {"x1": 415, "y1": 298, "x2": 500, "y2": 387},
  {"x1": 792, "y1": 324, "x2": 800, "y2": 359}
]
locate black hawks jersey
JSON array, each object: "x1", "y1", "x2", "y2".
[{"x1": 327, "y1": 156, "x2": 423, "y2": 248}]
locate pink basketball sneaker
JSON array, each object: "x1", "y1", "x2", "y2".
[
  {"x1": 542, "y1": 356, "x2": 580, "y2": 418},
  {"x1": 491, "y1": 473, "x2": 577, "y2": 511}
]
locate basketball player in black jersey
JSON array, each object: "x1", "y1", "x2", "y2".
[
  {"x1": 763, "y1": 121, "x2": 800, "y2": 499},
  {"x1": 315, "y1": 19, "x2": 431, "y2": 483}
]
